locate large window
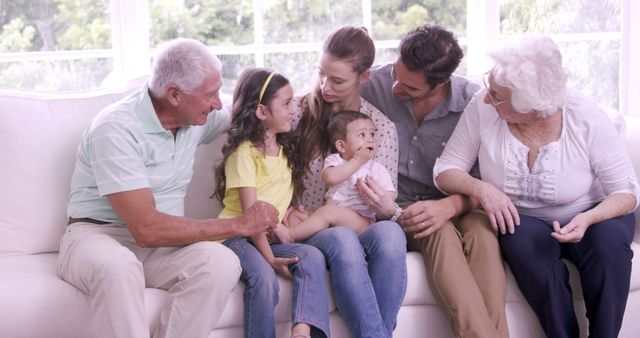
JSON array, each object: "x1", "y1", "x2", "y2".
[
  {"x1": 146, "y1": 0, "x2": 466, "y2": 97},
  {"x1": 0, "y1": 0, "x2": 636, "y2": 116},
  {"x1": 500, "y1": 0, "x2": 621, "y2": 113},
  {"x1": 0, "y1": 0, "x2": 112, "y2": 91}
]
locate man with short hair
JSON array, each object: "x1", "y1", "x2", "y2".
[
  {"x1": 58, "y1": 38, "x2": 279, "y2": 338},
  {"x1": 360, "y1": 25, "x2": 509, "y2": 338}
]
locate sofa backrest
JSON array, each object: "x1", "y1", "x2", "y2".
[
  {"x1": 0, "y1": 81, "x2": 143, "y2": 257},
  {"x1": 184, "y1": 133, "x2": 225, "y2": 220},
  {"x1": 1, "y1": 83, "x2": 638, "y2": 257},
  {"x1": 623, "y1": 116, "x2": 640, "y2": 243}
]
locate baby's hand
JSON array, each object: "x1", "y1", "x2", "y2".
[{"x1": 353, "y1": 146, "x2": 374, "y2": 164}]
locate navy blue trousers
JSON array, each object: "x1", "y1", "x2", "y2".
[{"x1": 499, "y1": 213, "x2": 635, "y2": 338}]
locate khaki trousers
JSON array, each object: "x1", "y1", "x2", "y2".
[
  {"x1": 407, "y1": 209, "x2": 509, "y2": 338},
  {"x1": 58, "y1": 223, "x2": 241, "y2": 338}
]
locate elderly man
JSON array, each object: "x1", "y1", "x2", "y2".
[{"x1": 58, "y1": 38, "x2": 279, "y2": 338}]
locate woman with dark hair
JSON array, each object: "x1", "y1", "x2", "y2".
[{"x1": 286, "y1": 26, "x2": 406, "y2": 338}]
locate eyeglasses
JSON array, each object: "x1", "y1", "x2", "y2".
[{"x1": 483, "y1": 73, "x2": 510, "y2": 107}]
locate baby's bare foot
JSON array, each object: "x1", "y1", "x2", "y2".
[{"x1": 272, "y1": 223, "x2": 293, "y2": 244}]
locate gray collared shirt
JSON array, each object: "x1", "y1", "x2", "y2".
[{"x1": 360, "y1": 63, "x2": 480, "y2": 207}]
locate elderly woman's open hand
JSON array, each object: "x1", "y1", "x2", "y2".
[
  {"x1": 476, "y1": 182, "x2": 520, "y2": 234},
  {"x1": 551, "y1": 213, "x2": 590, "y2": 243}
]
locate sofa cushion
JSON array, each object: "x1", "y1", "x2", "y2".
[
  {"x1": 405, "y1": 242, "x2": 640, "y2": 306},
  {"x1": 0, "y1": 253, "x2": 165, "y2": 338},
  {"x1": 3, "y1": 246, "x2": 639, "y2": 337},
  {"x1": 0, "y1": 252, "x2": 333, "y2": 336},
  {"x1": 0, "y1": 83, "x2": 143, "y2": 257},
  {"x1": 623, "y1": 116, "x2": 640, "y2": 243}
]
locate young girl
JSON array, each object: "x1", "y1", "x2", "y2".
[
  {"x1": 275, "y1": 110, "x2": 396, "y2": 243},
  {"x1": 216, "y1": 68, "x2": 329, "y2": 338}
]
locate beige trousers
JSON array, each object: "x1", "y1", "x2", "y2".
[
  {"x1": 407, "y1": 209, "x2": 509, "y2": 338},
  {"x1": 58, "y1": 223, "x2": 241, "y2": 338}
]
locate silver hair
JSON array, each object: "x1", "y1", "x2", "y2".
[
  {"x1": 489, "y1": 34, "x2": 568, "y2": 118},
  {"x1": 148, "y1": 38, "x2": 222, "y2": 98}
]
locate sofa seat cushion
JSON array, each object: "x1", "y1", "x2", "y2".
[
  {"x1": 0, "y1": 252, "x2": 333, "y2": 333},
  {"x1": 216, "y1": 270, "x2": 336, "y2": 329},
  {"x1": 0, "y1": 253, "x2": 165, "y2": 338},
  {"x1": 405, "y1": 242, "x2": 640, "y2": 307},
  {"x1": 3, "y1": 243, "x2": 638, "y2": 336}
]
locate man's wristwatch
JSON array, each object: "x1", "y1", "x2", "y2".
[{"x1": 389, "y1": 203, "x2": 403, "y2": 222}]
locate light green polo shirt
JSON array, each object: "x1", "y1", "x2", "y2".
[{"x1": 67, "y1": 86, "x2": 230, "y2": 224}]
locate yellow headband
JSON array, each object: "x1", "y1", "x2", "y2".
[{"x1": 258, "y1": 71, "x2": 278, "y2": 105}]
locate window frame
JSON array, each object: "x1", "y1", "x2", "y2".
[{"x1": 0, "y1": 0, "x2": 636, "y2": 116}]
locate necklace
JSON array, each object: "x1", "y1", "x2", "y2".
[
  {"x1": 511, "y1": 109, "x2": 563, "y2": 149},
  {"x1": 513, "y1": 124, "x2": 543, "y2": 148}
]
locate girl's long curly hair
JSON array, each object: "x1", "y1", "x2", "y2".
[{"x1": 214, "y1": 68, "x2": 305, "y2": 203}]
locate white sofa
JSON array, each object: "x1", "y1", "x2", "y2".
[{"x1": 2, "y1": 83, "x2": 640, "y2": 338}]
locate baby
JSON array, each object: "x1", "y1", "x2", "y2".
[{"x1": 275, "y1": 110, "x2": 396, "y2": 243}]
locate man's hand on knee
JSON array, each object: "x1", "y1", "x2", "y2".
[{"x1": 400, "y1": 200, "x2": 451, "y2": 238}]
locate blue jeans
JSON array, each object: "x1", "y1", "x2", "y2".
[
  {"x1": 223, "y1": 237, "x2": 330, "y2": 338},
  {"x1": 304, "y1": 220, "x2": 407, "y2": 338}
]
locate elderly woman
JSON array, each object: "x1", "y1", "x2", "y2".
[{"x1": 433, "y1": 34, "x2": 639, "y2": 338}]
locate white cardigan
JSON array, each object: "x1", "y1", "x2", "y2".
[{"x1": 434, "y1": 88, "x2": 639, "y2": 225}]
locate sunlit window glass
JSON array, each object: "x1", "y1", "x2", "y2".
[
  {"x1": 0, "y1": 0, "x2": 112, "y2": 92},
  {"x1": 500, "y1": 0, "x2": 621, "y2": 111}
]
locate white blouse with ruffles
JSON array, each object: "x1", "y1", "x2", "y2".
[{"x1": 434, "y1": 88, "x2": 639, "y2": 225}]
